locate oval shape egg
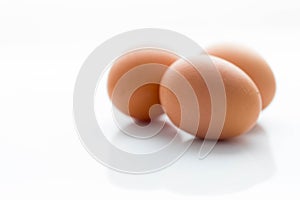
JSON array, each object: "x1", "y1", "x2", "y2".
[
  {"x1": 206, "y1": 43, "x2": 276, "y2": 109},
  {"x1": 107, "y1": 49, "x2": 178, "y2": 121},
  {"x1": 159, "y1": 56, "x2": 262, "y2": 140}
]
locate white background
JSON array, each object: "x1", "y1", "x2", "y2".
[{"x1": 1, "y1": 0, "x2": 299, "y2": 199}]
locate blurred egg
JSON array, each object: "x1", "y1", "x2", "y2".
[
  {"x1": 206, "y1": 43, "x2": 276, "y2": 109},
  {"x1": 159, "y1": 56, "x2": 262, "y2": 140},
  {"x1": 107, "y1": 49, "x2": 178, "y2": 121}
]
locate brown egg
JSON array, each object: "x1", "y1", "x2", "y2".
[
  {"x1": 206, "y1": 43, "x2": 276, "y2": 109},
  {"x1": 159, "y1": 56, "x2": 262, "y2": 140},
  {"x1": 107, "y1": 49, "x2": 178, "y2": 121}
]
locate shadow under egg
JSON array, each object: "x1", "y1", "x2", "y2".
[{"x1": 107, "y1": 122, "x2": 276, "y2": 195}]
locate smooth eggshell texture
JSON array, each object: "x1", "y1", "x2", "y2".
[
  {"x1": 206, "y1": 43, "x2": 276, "y2": 109},
  {"x1": 159, "y1": 56, "x2": 262, "y2": 140},
  {"x1": 107, "y1": 49, "x2": 178, "y2": 121}
]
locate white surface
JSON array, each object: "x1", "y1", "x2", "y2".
[{"x1": 0, "y1": 0, "x2": 299, "y2": 199}]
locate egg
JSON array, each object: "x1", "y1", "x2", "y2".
[
  {"x1": 107, "y1": 49, "x2": 178, "y2": 121},
  {"x1": 206, "y1": 43, "x2": 276, "y2": 109},
  {"x1": 159, "y1": 56, "x2": 262, "y2": 140}
]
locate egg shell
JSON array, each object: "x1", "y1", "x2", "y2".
[
  {"x1": 206, "y1": 43, "x2": 276, "y2": 109},
  {"x1": 107, "y1": 49, "x2": 178, "y2": 121},
  {"x1": 159, "y1": 56, "x2": 262, "y2": 140}
]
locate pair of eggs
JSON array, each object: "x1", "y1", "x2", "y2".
[{"x1": 107, "y1": 44, "x2": 276, "y2": 140}]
